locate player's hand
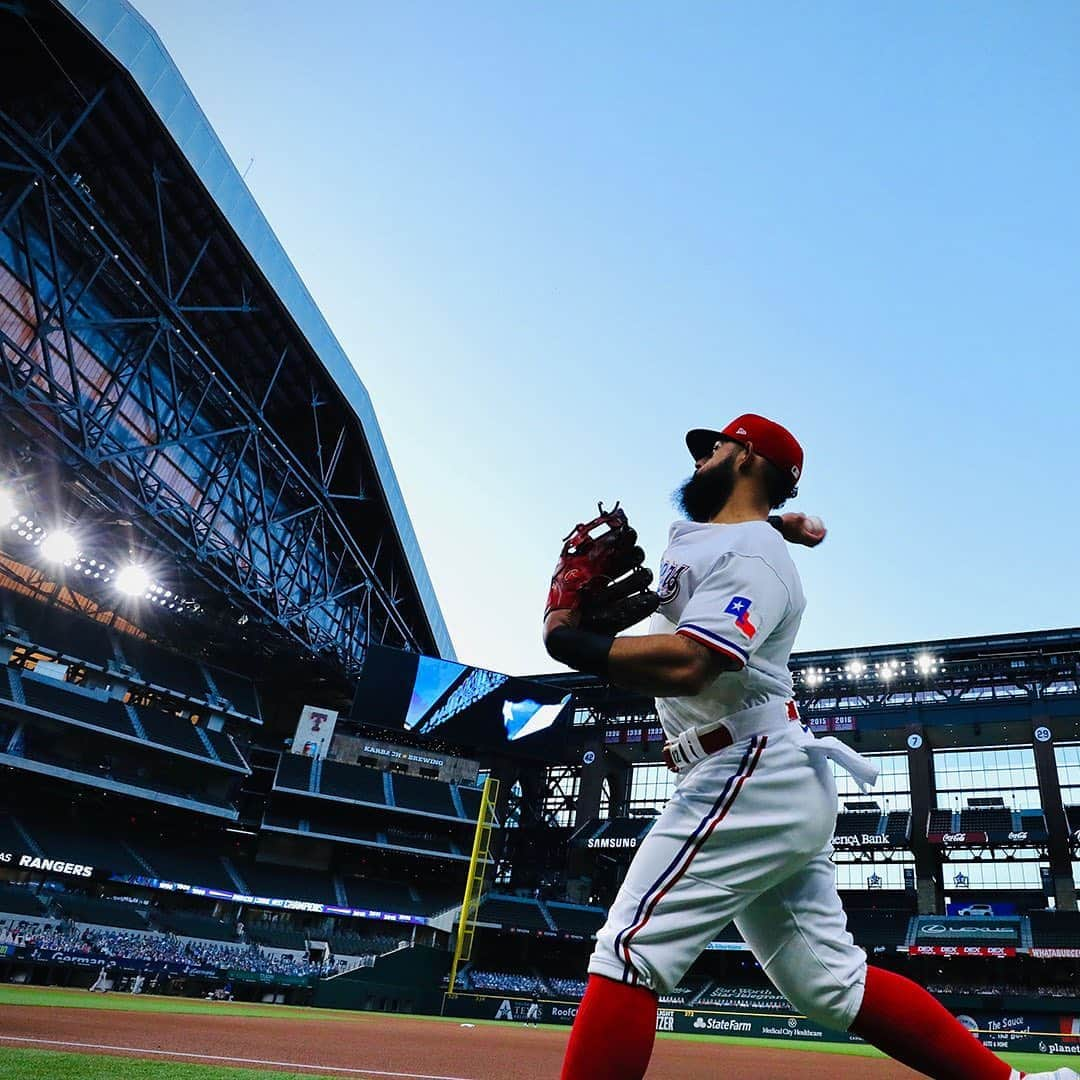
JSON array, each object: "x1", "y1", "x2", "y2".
[
  {"x1": 778, "y1": 512, "x2": 827, "y2": 548},
  {"x1": 543, "y1": 607, "x2": 581, "y2": 650}
]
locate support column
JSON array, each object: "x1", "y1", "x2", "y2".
[
  {"x1": 906, "y1": 724, "x2": 944, "y2": 915},
  {"x1": 1031, "y1": 718, "x2": 1078, "y2": 912},
  {"x1": 573, "y1": 737, "x2": 606, "y2": 829}
]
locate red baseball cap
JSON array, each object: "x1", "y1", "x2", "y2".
[{"x1": 686, "y1": 413, "x2": 804, "y2": 490}]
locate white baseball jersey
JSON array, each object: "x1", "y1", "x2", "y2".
[
  {"x1": 650, "y1": 519, "x2": 805, "y2": 739},
  {"x1": 587, "y1": 515, "x2": 874, "y2": 1033}
]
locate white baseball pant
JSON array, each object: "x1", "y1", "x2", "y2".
[{"x1": 588, "y1": 722, "x2": 868, "y2": 1031}]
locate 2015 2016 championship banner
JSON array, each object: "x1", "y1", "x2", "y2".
[{"x1": 441, "y1": 993, "x2": 1080, "y2": 1055}]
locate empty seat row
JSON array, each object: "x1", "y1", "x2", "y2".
[{"x1": 2, "y1": 588, "x2": 260, "y2": 719}]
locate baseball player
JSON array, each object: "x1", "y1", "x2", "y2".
[
  {"x1": 544, "y1": 414, "x2": 1073, "y2": 1080},
  {"x1": 525, "y1": 989, "x2": 542, "y2": 1026}
]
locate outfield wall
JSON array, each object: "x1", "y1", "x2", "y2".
[{"x1": 441, "y1": 992, "x2": 1080, "y2": 1057}]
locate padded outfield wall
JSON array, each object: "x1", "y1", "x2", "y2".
[{"x1": 441, "y1": 991, "x2": 1080, "y2": 1057}]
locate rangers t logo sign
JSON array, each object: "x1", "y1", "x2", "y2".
[{"x1": 724, "y1": 595, "x2": 757, "y2": 639}]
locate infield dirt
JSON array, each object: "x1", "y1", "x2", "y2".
[{"x1": 0, "y1": 1001, "x2": 928, "y2": 1078}]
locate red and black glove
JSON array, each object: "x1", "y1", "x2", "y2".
[{"x1": 544, "y1": 503, "x2": 660, "y2": 635}]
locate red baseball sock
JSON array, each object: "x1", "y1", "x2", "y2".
[
  {"x1": 850, "y1": 966, "x2": 1013, "y2": 1080},
  {"x1": 560, "y1": 974, "x2": 658, "y2": 1080}
]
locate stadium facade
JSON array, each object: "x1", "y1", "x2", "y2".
[{"x1": 0, "y1": 0, "x2": 1077, "y2": 1052}]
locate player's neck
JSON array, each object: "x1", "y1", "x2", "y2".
[{"x1": 709, "y1": 489, "x2": 770, "y2": 525}]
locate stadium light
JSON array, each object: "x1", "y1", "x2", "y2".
[
  {"x1": 40, "y1": 529, "x2": 78, "y2": 563},
  {"x1": 845, "y1": 660, "x2": 866, "y2": 677},
  {"x1": 0, "y1": 489, "x2": 15, "y2": 523},
  {"x1": 915, "y1": 653, "x2": 933, "y2": 675},
  {"x1": 115, "y1": 564, "x2": 152, "y2": 596}
]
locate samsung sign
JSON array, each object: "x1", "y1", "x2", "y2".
[
  {"x1": 586, "y1": 837, "x2": 639, "y2": 850},
  {"x1": 0, "y1": 851, "x2": 94, "y2": 878}
]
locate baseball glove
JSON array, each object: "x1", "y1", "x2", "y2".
[{"x1": 544, "y1": 503, "x2": 660, "y2": 635}]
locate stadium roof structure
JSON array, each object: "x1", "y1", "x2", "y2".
[
  {"x1": 0, "y1": 0, "x2": 453, "y2": 673},
  {"x1": 537, "y1": 625, "x2": 1080, "y2": 753}
]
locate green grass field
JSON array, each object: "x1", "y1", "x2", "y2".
[{"x1": 0, "y1": 983, "x2": 1070, "y2": 1078}]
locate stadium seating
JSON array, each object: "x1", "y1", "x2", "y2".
[
  {"x1": 119, "y1": 636, "x2": 209, "y2": 701},
  {"x1": 1018, "y1": 811, "x2": 1048, "y2": 838},
  {"x1": 154, "y1": 909, "x2": 239, "y2": 942},
  {"x1": 17, "y1": 820, "x2": 146, "y2": 877},
  {"x1": 330, "y1": 931, "x2": 401, "y2": 956},
  {"x1": 384, "y1": 827, "x2": 458, "y2": 856},
  {"x1": 885, "y1": 810, "x2": 911, "y2": 842},
  {"x1": 17, "y1": 673, "x2": 136, "y2": 735},
  {"x1": 132, "y1": 846, "x2": 241, "y2": 892},
  {"x1": 342, "y1": 878, "x2": 426, "y2": 916},
  {"x1": 318, "y1": 760, "x2": 387, "y2": 804},
  {"x1": 244, "y1": 922, "x2": 310, "y2": 951},
  {"x1": 959, "y1": 808, "x2": 1013, "y2": 834},
  {"x1": 298, "y1": 810, "x2": 381, "y2": 844},
  {"x1": 928, "y1": 809, "x2": 954, "y2": 835},
  {"x1": 545, "y1": 902, "x2": 606, "y2": 937},
  {"x1": 236, "y1": 862, "x2": 336, "y2": 905},
  {"x1": 457, "y1": 786, "x2": 483, "y2": 820},
  {"x1": 51, "y1": 892, "x2": 151, "y2": 930},
  {"x1": 834, "y1": 811, "x2": 881, "y2": 837},
  {"x1": 202, "y1": 729, "x2": 248, "y2": 769},
  {"x1": 206, "y1": 667, "x2": 260, "y2": 719},
  {"x1": 0, "y1": 880, "x2": 47, "y2": 916},
  {"x1": 3, "y1": 596, "x2": 115, "y2": 669},
  {"x1": 389, "y1": 774, "x2": 458, "y2": 818},
  {"x1": 1066, "y1": 806, "x2": 1080, "y2": 834},
  {"x1": 277, "y1": 753, "x2": 314, "y2": 791},
  {"x1": 479, "y1": 894, "x2": 550, "y2": 932},
  {"x1": 469, "y1": 970, "x2": 544, "y2": 993},
  {"x1": 845, "y1": 909, "x2": 912, "y2": 947},
  {"x1": 133, "y1": 708, "x2": 208, "y2": 758},
  {"x1": 0, "y1": 811, "x2": 30, "y2": 854},
  {"x1": 549, "y1": 976, "x2": 588, "y2": 998},
  {"x1": 698, "y1": 984, "x2": 792, "y2": 1012},
  {"x1": 1029, "y1": 910, "x2": 1080, "y2": 949}
]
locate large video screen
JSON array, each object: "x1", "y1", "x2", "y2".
[{"x1": 350, "y1": 646, "x2": 574, "y2": 758}]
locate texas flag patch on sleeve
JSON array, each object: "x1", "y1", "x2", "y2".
[{"x1": 724, "y1": 595, "x2": 757, "y2": 639}]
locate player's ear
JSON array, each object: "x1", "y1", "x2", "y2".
[{"x1": 737, "y1": 440, "x2": 755, "y2": 472}]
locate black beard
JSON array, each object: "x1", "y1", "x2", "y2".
[{"x1": 676, "y1": 457, "x2": 737, "y2": 522}]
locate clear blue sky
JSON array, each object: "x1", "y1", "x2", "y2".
[{"x1": 134, "y1": 1, "x2": 1080, "y2": 676}]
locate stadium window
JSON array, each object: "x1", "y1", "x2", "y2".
[
  {"x1": 832, "y1": 858, "x2": 914, "y2": 891},
  {"x1": 944, "y1": 860, "x2": 1045, "y2": 890},
  {"x1": 599, "y1": 777, "x2": 611, "y2": 819},
  {"x1": 628, "y1": 763, "x2": 676, "y2": 815},
  {"x1": 831, "y1": 753, "x2": 911, "y2": 812},
  {"x1": 1054, "y1": 744, "x2": 1080, "y2": 802},
  {"x1": 933, "y1": 746, "x2": 1042, "y2": 811}
]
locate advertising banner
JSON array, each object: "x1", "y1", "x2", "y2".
[
  {"x1": 29, "y1": 949, "x2": 219, "y2": 977},
  {"x1": 441, "y1": 994, "x2": 1080, "y2": 1054},
  {"x1": 909, "y1": 946, "x2": 1017, "y2": 958},
  {"x1": 915, "y1": 920, "x2": 1020, "y2": 945},
  {"x1": 292, "y1": 705, "x2": 339, "y2": 759}
]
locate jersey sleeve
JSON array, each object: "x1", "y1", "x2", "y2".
[{"x1": 675, "y1": 553, "x2": 791, "y2": 668}]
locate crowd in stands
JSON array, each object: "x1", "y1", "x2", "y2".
[
  {"x1": 926, "y1": 982, "x2": 1080, "y2": 999},
  {"x1": 549, "y1": 976, "x2": 587, "y2": 998},
  {"x1": 0, "y1": 919, "x2": 334, "y2": 978},
  {"x1": 698, "y1": 984, "x2": 792, "y2": 1011},
  {"x1": 467, "y1": 970, "x2": 545, "y2": 993}
]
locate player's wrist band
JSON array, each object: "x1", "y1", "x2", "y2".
[
  {"x1": 544, "y1": 625, "x2": 614, "y2": 677},
  {"x1": 767, "y1": 514, "x2": 783, "y2": 533}
]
